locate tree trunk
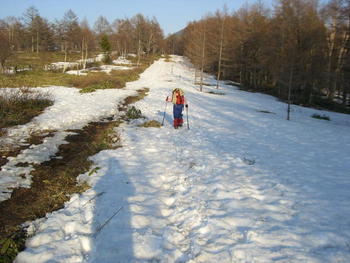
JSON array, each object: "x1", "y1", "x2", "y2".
[
  {"x1": 84, "y1": 40, "x2": 88, "y2": 70},
  {"x1": 194, "y1": 68, "x2": 197, "y2": 84},
  {"x1": 81, "y1": 38, "x2": 84, "y2": 63},
  {"x1": 326, "y1": 17, "x2": 337, "y2": 98},
  {"x1": 200, "y1": 29, "x2": 206, "y2": 92},
  {"x1": 287, "y1": 64, "x2": 294, "y2": 121},
  {"x1": 63, "y1": 42, "x2": 67, "y2": 73},
  {"x1": 216, "y1": 18, "x2": 224, "y2": 89},
  {"x1": 36, "y1": 31, "x2": 39, "y2": 54},
  {"x1": 137, "y1": 37, "x2": 141, "y2": 67}
]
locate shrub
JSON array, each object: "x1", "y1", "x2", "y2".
[
  {"x1": 79, "y1": 80, "x2": 115, "y2": 93},
  {"x1": 311, "y1": 113, "x2": 330, "y2": 121},
  {"x1": 71, "y1": 73, "x2": 121, "y2": 93},
  {"x1": 126, "y1": 106, "x2": 142, "y2": 119},
  {"x1": 0, "y1": 88, "x2": 53, "y2": 129}
]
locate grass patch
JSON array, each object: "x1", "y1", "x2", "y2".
[
  {"x1": 79, "y1": 80, "x2": 116, "y2": 93},
  {"x1": 0, "y1": 228, "x2": 26, "y2": 263},
  {"x1": 74, "y1": 68, "x2": 146, "y2": 93},
  {"x1": 138, "y1": 120, "x2": 161, "y2": 128},
  {"x1": 0, "y1": 70, "x2": 76, "y2": 88},
  {"x1": 128, "y1": 54, "x2": 161, "y2": 66},
  {"x1": 164, "y1": 54, "x2": 172, "y2": 62},
  {"x1": 1, "y1": 54, "x2": 158, "y2": 93},
  {"x1": 7, "y1": 51, "x2": 99, "y2": 70},
  {"x1": 120, "y1": 88, "x2": 149, "y2": 110},
  {"x1": 0, "y1": 88, "x2": 53, "y2": 129},
  {"x1": 311, "y1": 113, "x2": 330, "y2": 121}
]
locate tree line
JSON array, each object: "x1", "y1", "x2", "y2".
[
  {"x1": 167, "y1": 0, "x2": 350, "y2": 108},
  {"x1": 0, "y1": 6, "x2": 164, "y2": 70}
]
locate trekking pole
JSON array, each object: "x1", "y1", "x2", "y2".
[
  {"x1": 186, "y1": 105, "x2": 190, "y2": 130},
  {"x1": 161, "y1": 97, "x2": 168, "y2": 126}
]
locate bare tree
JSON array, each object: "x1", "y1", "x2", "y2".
[
  {"x1": 0, "y1": 32, "x2": 12, "y2": 73},
  {"x1": 323, "y1": 0, "x2": 350, "y2": 103},
  {"x1": 184, "y1": 20, "x2": 208, "y2": 91},
  {"x1": 94, "y1": 16, "x2": 112, "y2": 36},
  {"x1": 80, "y1": 18, "x2": 94, "y2": 69},
  {"x1": 112, "y1": 19, "x2": 135, "y2": 56},
  {"x1": 22, "y1": 6, "x2": 40, "y2": 52}
]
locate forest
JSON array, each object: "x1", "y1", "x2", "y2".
[
  {"x1": 1, "y1": 0, "x2": 350, "y2": 112},
  {"x1": 0, "y1": 6, "x2": 164, "y2": 70},
  {"x1": 167, "y1": 0, "x2": 350, "y2": 112}
]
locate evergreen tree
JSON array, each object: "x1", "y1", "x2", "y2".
[{"x1": 99, "y1": 34, "x2": 111, "y2": 63}]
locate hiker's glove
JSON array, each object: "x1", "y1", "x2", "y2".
[
  {"x1": 166, "y1": 96, "x2": 169, "y2": 102},
  {"x1": 185, "y1": 104, "x2": 188, "y2": 108}
]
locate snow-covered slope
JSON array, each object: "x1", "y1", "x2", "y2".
[{"x1": 15, "y1": 56, "x2": 350, "y2": 262}]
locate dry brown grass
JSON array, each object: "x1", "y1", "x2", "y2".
[
  {"x1": 7, "y1": 51, "x2": 99, "y2": 70},
  {"x1": 138, "y1": 120, "x2": 161, "y2": 128},
  {"x1": 0, "y1": 120, "x2": 118, "y2": 262},
  {"x1": 0, "y1": 88, "x2": 53, "y2": 129}
]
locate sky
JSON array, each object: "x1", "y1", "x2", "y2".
[{"x1": 0, "y1": 0, "x2": 273, "y2": 35}]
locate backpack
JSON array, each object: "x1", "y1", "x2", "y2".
[{"x1": 172, "y1": 89, "x2": 185, "y2": 104}]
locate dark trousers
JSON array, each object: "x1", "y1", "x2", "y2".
[{"x1": 173, "y1": 104, "x2": 184, "y2": 127}]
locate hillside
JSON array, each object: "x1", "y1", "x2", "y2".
[{"x1": 8, "y1": 56, "x2": 350, "y2": 262}]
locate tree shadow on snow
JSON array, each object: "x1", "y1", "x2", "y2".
[{"x1": 89, "y1": 157, "x2": 136, "y2": 262}]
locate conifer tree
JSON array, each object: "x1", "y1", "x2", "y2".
[{"x1": 99, "y1": 34, "x2": 112, "y2": 63}]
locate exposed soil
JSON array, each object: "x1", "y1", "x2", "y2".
[{"x1": 0, "y1": 131, "x2": 56, "y2": 169}]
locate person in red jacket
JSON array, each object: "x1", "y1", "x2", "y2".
[{"x1": 166, "y1": 88, "x2": 188, "y2": 129}]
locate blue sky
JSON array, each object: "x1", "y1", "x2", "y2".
[{"x1": 0, "y1": 0, "x2": 273, "y2": 35}]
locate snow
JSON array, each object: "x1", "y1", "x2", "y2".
[
  {"x1": 65, "y1": 65, "x2": 134, "y2": 75},
  {"x1": 65, "y1": 65, "x2": 133, "y2": 75},
  {"x1": 0, "y1": 86, "x2": 138, "y2": 201},
  {"x1": 113, "y1": 57, "x2": 133, "y2": 65},
  {"x1": 49, "y1": 61, "x2": 79, "y2": 69},
  {"x1": 47, "y1": 54, "x2": 105, "y2": 71},
  {"x1": 98, "y1": 65, "x2": 134, "y2": 74},
  {"x1": 65, "y1": 69, "x2": 88, "y2": 76},
  {"x1": 11, "y1": 56, "x2": 350, "y2": 262},
  {"x1": 46, "y1": 54, "x2": 134, "y2": 75}
]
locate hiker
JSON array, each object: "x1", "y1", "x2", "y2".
[{"x1": 166, "y1": 88, "x2": 188, "y2": 129}]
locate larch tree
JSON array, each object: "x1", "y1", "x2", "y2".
[
  {"x1": 94, "y1": 16, "x2": 112, "y2": 37},
  {"x1": 0, "y1": 32, "x2": 12, "y2": 73},
  {"x1": 61, "y1": 10, "x2": 81, "y2": 71},
  {"x1": 184, "y1": 20, "x2": 208, "y2": 91},
  {"x1": 323, "y1": 0, "x2": 350, "y2": 103},
  {"x1": 80, "y1": 18, "x2": 95, "y2": 69},
  {"x1": 22, "y1": 6, "x2": 40, "y2": 52}
]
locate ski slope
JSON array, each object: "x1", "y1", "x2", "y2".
[{"x1": 16, "y1": 56, "x2": 350, "y2": 262}]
